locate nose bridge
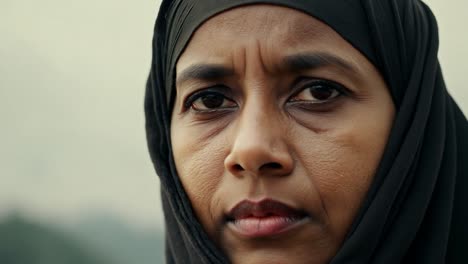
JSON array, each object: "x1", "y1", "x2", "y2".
[
  {"x1": 225, "y1": 92, "x2": 294, "y2": 176},
  {"x1": 240, "y1": 97, "x2": 280, "y2": 147}
]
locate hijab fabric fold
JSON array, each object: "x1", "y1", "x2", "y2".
[{"x1": 145, "y1": 0, "x2": 468, "y2": 263}]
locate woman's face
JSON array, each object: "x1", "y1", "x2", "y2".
[{"x1": 171, "y1": 5, "x2": 395, "y2": 264}]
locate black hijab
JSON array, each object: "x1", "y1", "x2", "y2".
[{"x1": 145, "y1": 0, "x2": 468, "y2": 263}]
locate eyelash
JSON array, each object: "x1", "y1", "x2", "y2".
[
  {"x1": 183, "y1": 87, "x2": 235, "y2": 111},
  {"x1": 289, "y1": 79, "x2": 348, "y2": 105},
  {"x1": 182, "y1": 79, "x2": 349, "y2": 113}
]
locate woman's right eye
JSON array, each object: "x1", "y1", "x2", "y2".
[{"x1": 185, "y1": 90, "x2": 237, "y2": 112}]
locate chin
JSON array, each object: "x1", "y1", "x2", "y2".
[
  {"x1": 221, "y1": 222, "x2": 339, "y2": 264},
  {"x1": 227, "y1": 248, "x2": 335, "y2": 264}
]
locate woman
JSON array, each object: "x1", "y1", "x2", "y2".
[{"x1": 145, "y1": 0, "x2": 468, "y2": 263}]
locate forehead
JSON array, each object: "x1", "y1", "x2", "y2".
[
  {"x1": 176, "y1": 4, "x2": 364, "y2": 71},
  {"x1": 197, "y1": 5, "x2": 330, "y2": 40}
]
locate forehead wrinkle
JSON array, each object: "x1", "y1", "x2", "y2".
[
  {"x1": 256, "y1": 38, "x2": 270, "y2": 75},
  {"x1": 178, "y1": 4, "x2": 370, "y2": 91},
  {"x1": 229, "y1": 45, "x2": 247, "y2": 81}
]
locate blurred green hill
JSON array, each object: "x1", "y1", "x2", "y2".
[
  {"x1": 0, "y1": 215, "x2": 110, "y2": 264},
  {"x1": 0, "y1": 214, "x2": 165, "y2": 264},
  {"x1": 66, "y1": 214, "x2": 165, "y2": 264}
]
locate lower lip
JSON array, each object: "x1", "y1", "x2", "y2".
[{"x1": 227, "y1": 216, "x2": 308, "y2": 238}]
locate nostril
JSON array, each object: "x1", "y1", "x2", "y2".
[
  {"x1": 233, "y1": 164, "x2": 244, "y2": 171},
  {"x1": 260, "y1": 162, "x2": 283, "y2": 170}
]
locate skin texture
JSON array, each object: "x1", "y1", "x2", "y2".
[{"x1": 171, "y1": 5, "x2": 395, "y2": 264}]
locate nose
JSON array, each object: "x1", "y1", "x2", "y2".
[{"x1": 224, "y1": 104, "x2": 294, "y2": 178}]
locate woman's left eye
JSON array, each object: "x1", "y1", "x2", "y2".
[{"x1": 290, "y1": 80, "x2": 343, "y2": 104}]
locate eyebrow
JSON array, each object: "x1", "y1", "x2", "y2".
[
  {"x1": 176, "y1": 52, "x2": 358, "y2": 86},
  {"x1": 176, "y1": 64, "x2": 235, "y2": 86},
  {"x1": 282, "y1": 52, "x2": 359, "y2": 74}
]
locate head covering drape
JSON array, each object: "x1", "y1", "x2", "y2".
[{"x1": 144, "y1": 0, "x2": 468, "y2": 263}]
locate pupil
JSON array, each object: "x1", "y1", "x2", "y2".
[
  {"x1": 202, "y1": 94, "x2": 224, "y2": 108},
  {"x1": 310, "y1": 87, "x2": 333, "y2": 100}
]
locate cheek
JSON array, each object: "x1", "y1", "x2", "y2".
[
  {"x1": 171, "y1": 126, "x2": 228, "y2": 233},
  {"x1": 297, "y1": 105, "x2": 393, "y2": 237}
]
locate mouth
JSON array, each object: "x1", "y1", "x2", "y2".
[{"x1": 225, "y1": 198, "x2": 309, "y2": 238}]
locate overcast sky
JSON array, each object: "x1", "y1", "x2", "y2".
[{"x1": 1, "y1": 0, "x2": 466, "y2": 229}]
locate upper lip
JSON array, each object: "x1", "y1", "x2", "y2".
[{"x1": 226, "y1": 198, "x2": 307, "y2": 221}]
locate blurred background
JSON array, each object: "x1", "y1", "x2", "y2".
[{"x1": 0, "y1": 0, "x2": 466, "y2": 263}]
